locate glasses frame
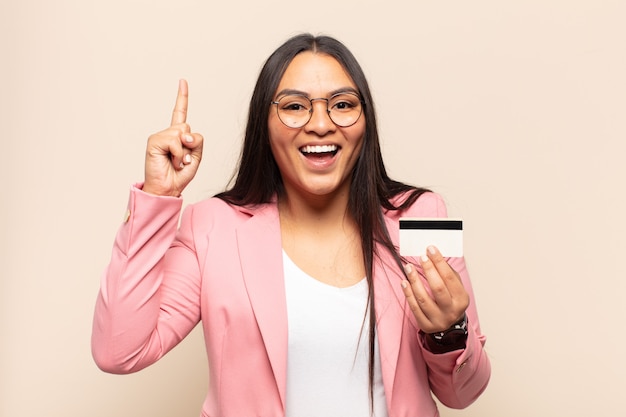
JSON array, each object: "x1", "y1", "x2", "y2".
[{"x1": 271, "y1": 92, "x2": 364, "y2": 128}]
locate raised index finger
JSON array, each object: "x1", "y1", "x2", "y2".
[{"x1": 171, "y1": 79, "x2": 188, "y2": 126}]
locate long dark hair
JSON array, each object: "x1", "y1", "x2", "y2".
[{"x1": 216, "y1": 33, "x2": 428, "y2": 407}]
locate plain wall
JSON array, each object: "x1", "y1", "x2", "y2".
[{"x1": 2, "y1": 1, "x2": 625, "y2": 416}]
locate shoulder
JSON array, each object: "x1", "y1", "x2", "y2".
[
  {"x1": 182, "y1": 196, "x2": 275, "y2": 227},
  {"x1": 384, "y1": 191, "x2": 449, "y2": 221},
  {"x1": 188, "y1": 196, "x2": 242, "y2": 213}
]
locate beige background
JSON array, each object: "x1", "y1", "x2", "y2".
[{"x1": 1, "y1": 0, "x2": 625, "y2": 416}]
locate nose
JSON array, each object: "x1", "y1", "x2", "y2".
[{"x1": 304, "y1": 98, "x2": 336, "y2": 135}]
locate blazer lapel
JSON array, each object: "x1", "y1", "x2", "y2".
[
  {"x1": 373, "y1": 221, "x2": 413, "y2": 407},
  {"x1": 236, "y1": 203, "x2": 288, "y2": 410}
]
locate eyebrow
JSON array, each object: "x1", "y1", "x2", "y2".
[{"x1": 274, "y1": 86, "x2": 360, "y2": 99}]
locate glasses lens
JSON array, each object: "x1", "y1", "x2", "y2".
[
  {"x1": 276, "y1": 95, "x2": 311, "y2": 128},
  {"x1": 328, "y1": 93, "x2": 362, "y2": 127}
]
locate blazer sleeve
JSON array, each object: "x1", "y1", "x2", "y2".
[
  {"x1": 403, "y1": 192, "x2": 491, "y2": 409},
  {"x1": 91, "y1": 184, "x2": 202, "y2": 374}
]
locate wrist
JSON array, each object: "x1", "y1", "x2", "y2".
[
  {"x1": 141, "y1": 182, "x2": 182, "y2": 198},
  {"x1": 422, "y1": 313, "x2": 468, "y2": 354}
]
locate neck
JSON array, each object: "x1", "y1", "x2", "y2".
[
  {"x1": 278, "y1": 184, "x2": 353, "y2": 231},
  {"x1": 278, "y1": 181, "x2": 364, "y2": 288}
]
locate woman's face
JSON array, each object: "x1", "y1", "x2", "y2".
[{"x1": 268, "y1": 52, "x2": 365, "y2": 202}]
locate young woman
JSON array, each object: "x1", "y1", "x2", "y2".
[{"x1": 92, "y1": 34, "x2": 490, "y2": 417}]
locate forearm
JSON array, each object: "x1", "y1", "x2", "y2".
[
  {"x1": 421, "y1": 323, "x2": 491, "y2": 409},
  {"x1": 91, "y1": 185, "x2": 184, "y2": 373}
]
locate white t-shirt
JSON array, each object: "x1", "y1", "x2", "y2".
[{"x1": 283, "y1": 251, "x2": 389, "y2": 417}]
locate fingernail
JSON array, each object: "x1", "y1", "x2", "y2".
[
  {"x1": 420, "y1": 254, "x2": 429, "y2": 264},
  {"x1": 401, "y1": 280, "x2": 408, "y2": 289},
  {"x1": 427, "y1": 246, "x2": 437, "y2": 255},
  {"x1": 404, "y1": 263, "x2": 412, "y2": 274},
  {"x1": 179, "y1": 162, "x2": 184, "y2": 169},
  {"x1": 185, "y1": 154, "x2": 191, "y2": 163},
  {"x1": 184, "y1": 134, "x2": 193, "y2": 143}
]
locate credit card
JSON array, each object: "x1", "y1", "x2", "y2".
[{"x1": 399, "y1": 218, "x2": 463, "y2": 257}]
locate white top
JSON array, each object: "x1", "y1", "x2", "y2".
[{"x1": 283, "y1": 251, "x2": 389, "y2": 417}]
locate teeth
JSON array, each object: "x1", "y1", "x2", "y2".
[{"x1": 301, "y1": 145, "x2": 338, "y2": 154}]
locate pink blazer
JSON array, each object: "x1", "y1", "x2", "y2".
[{"x1": 92, "y1": 186, "x2": 490, "y2": 417}]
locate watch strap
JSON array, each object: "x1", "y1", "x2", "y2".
[{"x1": 422, "y1": 313, "x2": 468, "y2": 354}]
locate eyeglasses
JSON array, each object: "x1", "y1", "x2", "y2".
[{"x1": 271, "y1": 92, "x2": 363, "y2": 128}]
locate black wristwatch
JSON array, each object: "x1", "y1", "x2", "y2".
[{"x1": 423, "y1": 314, "x2": 468, "y2": 354}]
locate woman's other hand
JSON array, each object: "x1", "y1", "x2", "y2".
[
  {"x1": 143, "y1": 79, "x2": 204, "y2": 197},
  {"x1": 401, "y1": 246, "x2": 470, "y2": 333}
]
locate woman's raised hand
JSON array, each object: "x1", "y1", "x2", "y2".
[{"x1": 143, "y1": 79, "x2": 204, "y2": 197}]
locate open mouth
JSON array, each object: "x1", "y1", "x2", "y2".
[{"x1": 299, "y1": 144, "x2": 339, "y2": 158}]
